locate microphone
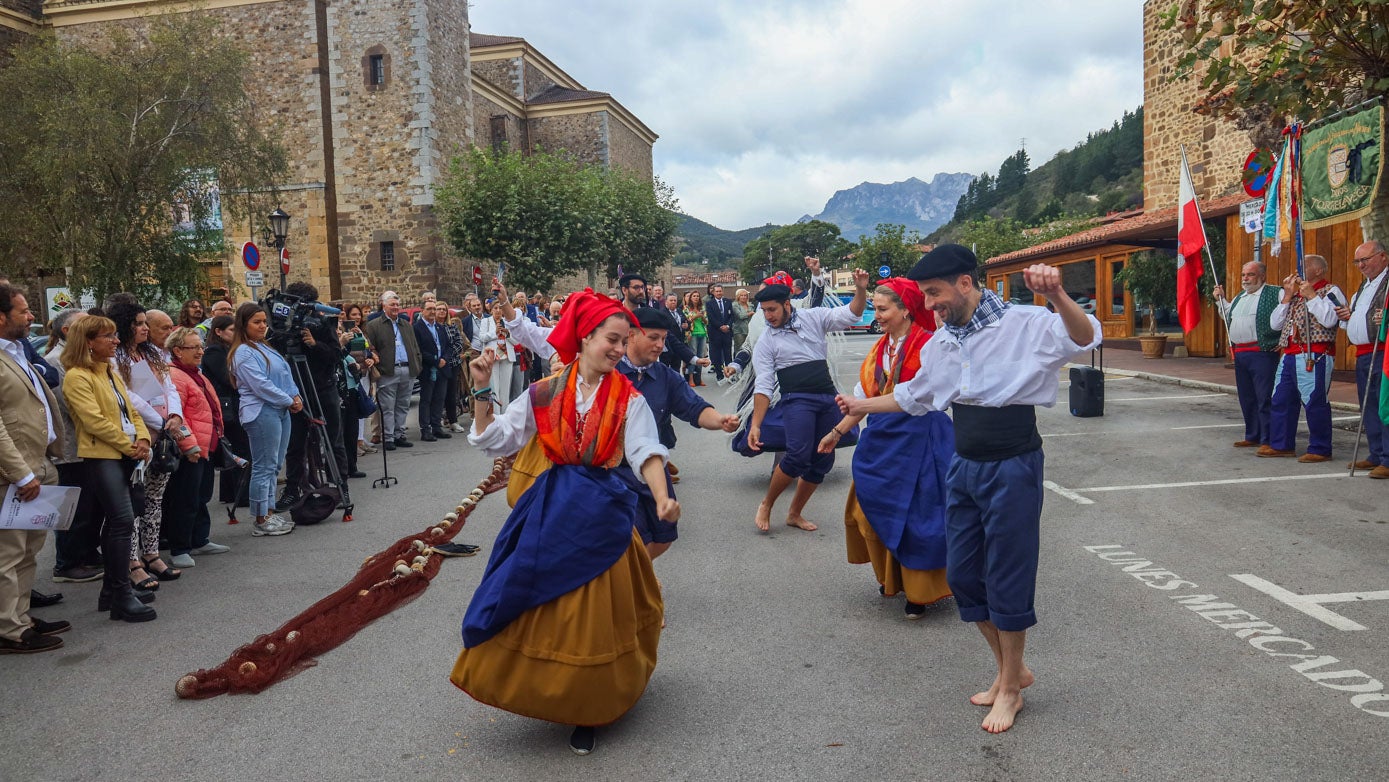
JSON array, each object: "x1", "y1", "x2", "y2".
[{"x1": 1327, "y1": 291, "x2": 1343, "y2": 307}]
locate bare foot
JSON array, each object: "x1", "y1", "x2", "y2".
[
  {"x1": 754, "y1": 502, "x2": 771, "y2": 532},
  {"x1": 981, "y1": 691, "x2": 1024, "y2": 733},
  {"x1": 786, "y1": 514, "x2": 818, "y2": 531},
  {"x1": 969, "y1": 667, "x2": 1035, "y2": 706}
]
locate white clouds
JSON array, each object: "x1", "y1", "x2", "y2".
[{"x1": 469, "y1": 0, "x2": 1144, "y2": 229}]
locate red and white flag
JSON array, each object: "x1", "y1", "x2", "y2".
[{"x1": 1176, "y1": 146, "x2": 1207, "y2": 334}]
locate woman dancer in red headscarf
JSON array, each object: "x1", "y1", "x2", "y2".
[
  {"x1": 819, "y1": 279, "x2": 953, "y2": 619},
  {"x1": 450, "y1": 289, "x2": 678, "y2": 756}
]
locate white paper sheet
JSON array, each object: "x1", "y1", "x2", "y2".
[{"x1": 0, "y1": 483, "x2": 80, "y2": 531}]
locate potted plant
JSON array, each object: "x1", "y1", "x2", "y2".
[{"x1": 1115, "y1": 250, "x2": 1178, "y2": 358}]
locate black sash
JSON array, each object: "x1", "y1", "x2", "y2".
[
  {"x1": 776, "y1": 360, "x2": 836, "y2": 395},
  {"x1": 951, "y1": 403, "x2": 1041, "y2": 461}
]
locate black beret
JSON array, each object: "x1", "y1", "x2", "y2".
[
  {"x1": 618, "y1": 273, "x2": 647, "y2": 288},
  {"x1": 907, "y1": 244, "x2": 978, "y2": 281},
  {"x1": 632, "y1": 307, "x2": 675, "y2": 332},
  {"x1": 754, "y1": 284, "x2": 791, "y2": 303}
]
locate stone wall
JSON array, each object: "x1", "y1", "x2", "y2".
[
  {"x1": 1142, "y1": 0, "x2": 1255, "y2": 211},
  {"x1": 472, "y1": 90, "x2": 525, "y2": 152},
  {"x1": 607, "y1": 116, "x2": 653, "y2": 180},
  {"x1": 522, "y1": 60, "x2": 560, "y2": 99},
  {"x1": 421, "y1": 0, "x2": 474, "y2": 302},
  {"x1": 0, "y1": 0, "x2": 40, "y2": 17},
  {"x1": 471, "y1": 55, "x2": 520, "y2": 99},
  {"x1": 528, "y1": 111, "x2": 606, "y2": 164},
  {"x1": 0, "y1": 23, "x2": 30, "y2": 62}
]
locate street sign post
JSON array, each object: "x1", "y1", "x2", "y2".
[
  {"x1": 244, "y1": 271, "x2": 265, "y2": 288},
  {"x1": 472, "y1": 265, "x2": 483, "y2": 285},
  {"x1": 1240, "y1": 198, "x2": 1265, "y2": 234},
  {"x1": 878, "y1": 265, "x2": 891, "y2": 278},
  {"x1": 241, "y1": 242, "x2": 261, "y2": 271},
  {"x1": 280, "y1": 247, "x2": 290, "y2": 276}
]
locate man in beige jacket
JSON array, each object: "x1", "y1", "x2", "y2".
[{"x1": 0, "y1": 284, "x2": 68, "y2": 653}]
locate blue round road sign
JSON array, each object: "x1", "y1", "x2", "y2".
[
  {"x1": 242, "y1": 242, "x2": 261, "y2": 271},
  {"x1": 878, "y1": 265, "x2": 891, "y2": 278}
]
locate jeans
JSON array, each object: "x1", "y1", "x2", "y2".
[
  {"x1": 243, "y1": 406, "x2": 292, "y2": 517},
  {"x1": 84, "y1": 458, "x2": 137, "y2": 593}
]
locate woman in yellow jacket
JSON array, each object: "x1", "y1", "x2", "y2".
[{"x1": 59, "y1": 315, "x2": 157, "y2": 622}]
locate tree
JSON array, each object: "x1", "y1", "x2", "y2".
[
  {"x1": 1164, "y1": 1, "x2": 1389, "y2": 239},
  {"x1": 739, "y1": 220, "x2": 848, "y2": 283},
  {"x1": 854, "y1": 223, "x2": 923, "y2": 279},
  {"x1": 0, "y1": 15, "x2": 286, "y2": 304},
  {"x1": 1115, "y1": 250, "x2": 1179, "y2": 336},
  {"x1": 435, "y1": 147, "x2": 679, "y2": 294}
]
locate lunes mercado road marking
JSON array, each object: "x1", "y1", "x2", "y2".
[
  {"x1": 1231, "y1": 574, "x2": 1389, "y2": 632},
  {"x1": 1045, "y1": 473, "x2": 1359, "y2": 504},
  {"x1": 1086, "y1": 545, "x2": 1389, "y2": 718}
]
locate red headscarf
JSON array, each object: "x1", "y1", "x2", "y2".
[
  {"x1": 879, "y1": 277, "x2": 936, "y2": 332},
  {"x1": 545, "y1": 288, "x2": 639, "y2": 364},
  {"x1": 764, "y1": 271, "x2": 794, "y2": 287}
]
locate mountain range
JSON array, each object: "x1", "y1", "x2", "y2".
[{"x1": 799, "y1": 173, "x2": 975, "y2": 241}]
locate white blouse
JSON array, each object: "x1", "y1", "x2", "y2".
[
  {"x1": 468, "y1": 373, "x2": 667, "y2": 483},
  {"x1": 114, "y1": 356, "x2": 182, "y2": 430}
]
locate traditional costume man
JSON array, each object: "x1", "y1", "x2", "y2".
[
  {"x1": 1338, "y1": 241, "x2": 1389, "y2": 475},
  {"x1": 1263, "y1": 254, "x2": 1344, "y2": 462},
  {"x1": 823, "y1": 278, "x2": 951, "y2": 618},
  {"x1": 1213, "y1": 262, "x2": 1281, "y2": 448},
  {"x1": 838, "y1": 244, "x2": 1100, "y2": 734},
  {"x1": 451, "y1": 290, "x2": 675, "y2": 756},
  {"x1": 747, "y1": 267, "x2": 868, "y2": 533}
]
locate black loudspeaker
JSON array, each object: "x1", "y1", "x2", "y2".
[{"x1": 1069, "y1": 345, "x2": 1104, "y2": 417}]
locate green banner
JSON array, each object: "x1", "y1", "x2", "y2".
[{"x1": 1302, "y1": 104, "x2": 1384, "y2": 229}]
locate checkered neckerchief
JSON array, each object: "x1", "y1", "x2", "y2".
[{"x1": 943, "y1": 289, "x2": 1010, "y2": 341}]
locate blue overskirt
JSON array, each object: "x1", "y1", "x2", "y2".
[{"x1": 851, "y1": 410, "x2": 953, "y2": 571}]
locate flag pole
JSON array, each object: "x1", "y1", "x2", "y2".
[{"x1": 1181, "y1": 144, "x2": 1225, "y2": 356}]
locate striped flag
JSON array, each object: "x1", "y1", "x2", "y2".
[{"x1": 1176, "y1": 147, "x2": 1206, "y2": 334}]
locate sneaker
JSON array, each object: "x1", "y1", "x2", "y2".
[
  {"x1": 53, "y1": 565, "x2": 104, "y2": 583},
  {"x1": 192, "y1": 542, "x2": 231, "y2": 555},
  {"x1": 276, "y1": 492, "x2": 305, "y2": 511},
  {"x1": 904, "y1": 602, "x2": 927, "y2": 620},
  {"x1": 252, "y1": 516, "x2": 295, "y2": 537},
  {"x1": 169, "y1": 553, "x2": 196, "y2": 569},
  {"x1": 451, "y1": 422, "x2": 468, "y2": 433}
]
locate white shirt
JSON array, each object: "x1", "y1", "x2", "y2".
[
  {"x1": 389, "y1": 318, "x2": 409, "y2": 365},
  {"x1": 468, "y1": 374, "x2": 667, "y2": 483},
  {"x1": 1217, "y1": 284, "x2": 1267, "y2": 345},
  {"x1": 1270, "y1": 284, "x2": 1343, "y2": 331},
  {"x1": 474, "y1": 315, "x2": 516, "y2": 362},
  {"x1": 0, "y1": 337, "x2": 57, "y2": 487},
  {"x1": 893, "y1": 305, "x2": 1102, "y2": 414},
  {"x1": 752, "y1": 305, "x2": 859, "y2": 397},
  {"x1": 504, "y1": 311, "x2": 555, "y2": 360},
  {"x1": 852, "y1": 332, "x2": 909, "y2": 399},
  {"x1": 1344, "y1": 268, "x2": 1388, "y2": 345},
  {"x1": 113, "y1": 355, "x2": 182, "y2": 430}
]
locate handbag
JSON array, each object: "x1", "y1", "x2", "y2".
[
  {"x1": 148, "y1": 433, "x2": 181, "y2": 475},
  {"x1": 353, "y1": 387, "x2": 378, "y2": 418},
  {"x1": 211, "y1": 436, "x2": 246, "y2": 471}
]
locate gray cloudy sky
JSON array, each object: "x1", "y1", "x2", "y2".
[{"x1": 469, "y1": 1, "x2": 1144, "y2": 231}]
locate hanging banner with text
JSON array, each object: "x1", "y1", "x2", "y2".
[{"x1": 1301, "y1": 104, "x2": 1384, "y2": 229}]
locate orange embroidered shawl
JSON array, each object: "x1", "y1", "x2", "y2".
[
  {"x1": 858, "y1": 325, "x2": 932, "y2": 398},
  {"x1": 530, "y1": 364, "x2": 637, "y2": 469}
]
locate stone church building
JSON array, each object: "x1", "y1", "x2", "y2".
[{"x1": 0, "y1": 0, "x2": 657, "y2": 304}]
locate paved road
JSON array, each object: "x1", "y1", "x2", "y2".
[{"x1": 6, "y1": 334, "x2": 1389, "y2": 781}]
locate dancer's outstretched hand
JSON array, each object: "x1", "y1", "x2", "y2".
[
  {"x1": 835, "y1": 393, "x2": 859, "y2": 416},
  {"x1": 657, "y1": 497, "x2": 681, "y2": 523},
  {"x1": 817, "y1": 431, "x2": 838, "y2": 454},
  {"x1": 470, "y1": 348, "x2": 498, "y2": 388},
  {"x1": 718, "y1": 414, "x2": 740, "y2": 432}
]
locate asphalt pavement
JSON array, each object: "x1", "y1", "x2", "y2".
[{"x1": 5, "y1": 333, "x2": 1389, "y2": 781}]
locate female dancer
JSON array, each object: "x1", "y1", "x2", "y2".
[
  {"x1": 819, "y1": 278, "x2": 952, "y2": 618},
  {"x1": 451, "y1": 289, "x2": 676, "y2": 756}
]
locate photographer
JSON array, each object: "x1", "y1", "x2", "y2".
[{"x1": 274, "y1": 282, "x2": 350, "y2": 510}]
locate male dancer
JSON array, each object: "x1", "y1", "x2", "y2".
[
  {"x1": 838, "y1": 244, "x2": 1099, "y2": 733},
  {"x1": 749, "y1": 267, "x2": 868, "y2": 532}
]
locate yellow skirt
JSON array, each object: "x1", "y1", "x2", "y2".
[
  {"x1": 450, "y1": 529, "x2": 664, "y2": 726},
  {"x1": 844, "y1": 483, "x2": 952, "y2": 606}
]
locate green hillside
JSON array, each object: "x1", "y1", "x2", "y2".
[{"x1": 671, "y1": 213, "x2": 777, "y2": 270}]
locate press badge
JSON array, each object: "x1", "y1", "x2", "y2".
[{"x1": 122, "y1": 420, "x2": 137, "y2": 441}]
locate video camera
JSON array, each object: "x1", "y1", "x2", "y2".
[{"x1": 260, "y1": 289, "x2": 341, "y2": 355}]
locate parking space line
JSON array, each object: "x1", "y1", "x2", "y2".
[
  {"x1": 1042, "y1": 480, "x2": 1094, "y2": 505},
  {"x1": 1108, "y1": 393, "x2": 1230, "y2": 402},
  {"x1": 1230, "y1": 573, "x2": 1389, "y2": 632},
  {"x1": 1075, "y1": 473, "x2": 1355, "y2": 493}
]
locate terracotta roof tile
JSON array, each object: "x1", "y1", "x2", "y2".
[
  {"x1": 470, "y1": 33, "x2": 525, "y2": 48},
  {"x1": 528, "y1": 85, "x2": 611, "y2": 105},
  {"x1": 985, "y1": 192, "x2": 1249, "y2": 266}
]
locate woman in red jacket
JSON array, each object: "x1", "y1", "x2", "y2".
[{"x1": 163, "y1": 327, "x2": 230, "y2": 568}]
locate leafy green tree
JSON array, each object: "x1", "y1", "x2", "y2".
[
  {"x1": 854, "y1": 223, "x2": 923, "y2": 279},
  {"x1": 1164, "y1": 1, "x2": 1389, "y2": 238},
  {"x1": 0, "y1": 14, "x2": 286, "y2": 304},
  {"x1": 739, "y1": 220, "x2": 847, "y2": 283}
]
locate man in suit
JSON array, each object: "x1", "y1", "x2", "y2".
[
  {"x1": 705, "y1": 284, "x2": 735, "y2": 384},
  {"x1": 0, "y1": 277, "x2": 57, "y2": 390},
  {"x1": 364, "y1": 291, "x2": 422, "y2": 451},
  {"x1": 412, "y1": 301, "x2": 449, "y2": 441},
  {"x1": 0, "y1": 284, "x2": 68, "y2": 653}
]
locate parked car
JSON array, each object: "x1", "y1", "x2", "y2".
[
  {"x1": 28, "y1": 324, "x2": 48, "y2": 353},
  {"x1": 1074, "y1": 296, "x2": 1098, "y2": 315},
  {"x1": 833, "y1": 293, "x2": 880, "y2": 334}
]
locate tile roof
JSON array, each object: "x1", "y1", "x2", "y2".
[
  {"x1": 528, "y1": 85, "x2": 612, "y2": 105},
  {"x1": 985, "y1": 191, "x2": 1248, "y2": 266},
  {"x1": 470, "y1": 33, "x2": 525, "y2": 48}
]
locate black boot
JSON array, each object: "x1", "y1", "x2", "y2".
[
  {"x1": 96, "y1": 586, "x2": 155, "y2": 610},
  {"x1": 100, "y1": 586, "x2": 157, "y2": 622}
]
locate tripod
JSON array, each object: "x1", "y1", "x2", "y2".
[{"x1": 283, "y1": 346, "x2": 354, "y2": 522}]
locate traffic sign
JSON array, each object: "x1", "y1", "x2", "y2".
[
  {"x1": 241, "y1": 242, "x2": 261, "y2": 271},
  {"x1": 280, "y1": 247, "x2": 290, "y2": 275},
  {"x1": 245, "y1": 270, "x2": 265, "y2": 288},
  {"x1": 1240, "y1": 199, "x2": 1265, "y2": 234},
  {"x1": 878, "y1": 265, "x2": 891, "y2": 278},
  {"x1": 472, "y1": 265, "x2": 483, "y2": 285},
  {"x1": 1242, "y1": 148, "x2": 1276, "y2": 198}
]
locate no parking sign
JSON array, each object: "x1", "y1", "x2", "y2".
[{"x1": 241, "y1": 242, "x2": 261, "y2": 271}]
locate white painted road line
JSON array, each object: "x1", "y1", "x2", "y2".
[
  {"x1": 1074, "y1": 473, "x2": 1357, "y2": 493},
  {"x1": 1170, "y1": 423, "x2": 1245, "y2": 430},
  {"x1": 1108, "y1": 393, "x2": 1230, "y2": 402},
  {"x1": 1043, "y1": 480, "x2": 1094, "y2": 505},
  {"x1": 1230, "y1": 573, "x2": 1389, "y2": 632}
]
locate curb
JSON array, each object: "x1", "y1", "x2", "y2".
[{"x1": 1063, "y1": 363, "x2": 1361, "y2": 413}]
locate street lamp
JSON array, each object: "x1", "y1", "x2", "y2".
[{"x1": 268, "y1": 208, "x2": 290, "y2": 291}]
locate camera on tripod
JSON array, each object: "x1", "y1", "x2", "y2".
[{"x1": 260, "y1": 289, "x2": 340, "y2": 355}]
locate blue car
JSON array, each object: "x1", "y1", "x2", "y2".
[{"x1": 833, "y1": 293, "x2": 880, "y2": 334}]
